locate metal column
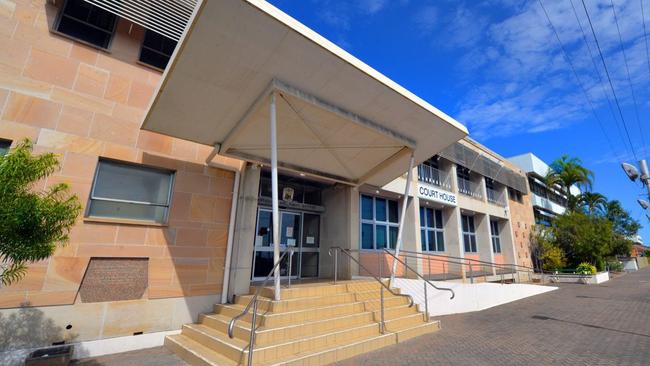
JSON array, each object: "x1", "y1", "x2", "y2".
[
  {"x1": 270, "y1": 92, "x2": 281, "y2": 301},
  {"x1": 390, "y1": 152, "x2": 415, "y2": 284}
]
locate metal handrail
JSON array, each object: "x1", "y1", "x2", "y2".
[
  {"x1": 227, "y1": 247, "x2": 293, "y2": 366},
  {"x1": 329, "y1": 247, "x2": 414, "y2": 333},
  {"x1": 383, "y1": 249, "x2": 455, "y2": 300},
  {"x1": 398, "y1": 250, "x2": 538, "y2": 284}
]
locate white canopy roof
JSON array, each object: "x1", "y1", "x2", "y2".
[{"x1": 141, "y1": 0, "x2": 468, "y2": 186}]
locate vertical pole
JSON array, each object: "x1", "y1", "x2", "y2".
[
  {"x1": 248, "y1": 300, "x2": 257, "y2": 366},
  {"x1": 270, "y1": 92, "x2": 281, "y2": 301},
  {"x1": 424, "y1": 281, "x2": 429, "y2": 322},
  {"x1": 391, "y1": 152, "x2": 415, "y2": 284},
  {"x1": 380, "y1": 286, "x2": 385, "y2": 334},
  {"x1": 333, "y1": 248, "x2": 338, "y2": 284},
  {"x1": 288, "y1": 248, "x2": 293, "y2": 288}
]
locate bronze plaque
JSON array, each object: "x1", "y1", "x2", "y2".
[{"x1": 79, "y1": 258, "x2": 148, "y2": 303}]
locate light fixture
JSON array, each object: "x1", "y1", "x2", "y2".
[
  {"x1": 638, "y1": 199, "x2": 649, "y2": 210},
  {"x1": 622, "y1": 163, "x2": 639, "y2": 182},
  {"x1": 375, "y1": 190, "x2": 380, "y2": 194},
  {"x1": 299, "y1": 173, "x2": 305, "y2": 177}
]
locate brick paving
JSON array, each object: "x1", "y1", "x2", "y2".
[
  {"x1": 337, "y1": 268, "x2": 650, "y2": 366},
  {"x1": 74, "y1": 268, "x2": 650, "y2": 365}
]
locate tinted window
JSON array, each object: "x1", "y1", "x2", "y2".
[{"x1": 56, "y1": 0, "x2": 116, "y2": 49}]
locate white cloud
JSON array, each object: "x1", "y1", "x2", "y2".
[{"x1": 448, "y1": 0, "x2": 650, "y2": 158}]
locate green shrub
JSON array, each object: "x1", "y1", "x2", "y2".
[
  {"x1": 607, "y1": 261, "x2": 624, "y2": 272},
  {"x1": 576, "y1": 262, "x2": 597, "y2": 275}
]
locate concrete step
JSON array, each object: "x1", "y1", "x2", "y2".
[
  {"x1": 165, "y1": 334, "x2": 237, "y2": 366},
  {"x1": 199, "y1": 311, "x2": 377, "y2": 346}
]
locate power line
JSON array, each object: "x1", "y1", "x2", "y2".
[
  {"x1": 537, "y1": 0, "x2": 618, "y2": 158},
  {"x1": 581, "y1": 0, "x2": 638, "y2": 161},
  {"x1": 610, "y1": 0, "x2": 647, "y2": 154},
  {"x1": 642, "y1": 0, "x2": 650, "y2": 78},
  {"x1": 569, "y1": 0, "x2": 632, "y2": 158}
]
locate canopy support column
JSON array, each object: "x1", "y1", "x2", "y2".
[
  {"x1": 270, "y1": 92, "x2": 281, "y2": 301},
  {"x1": 390, "y1": 152, "x2": 415, "y2": 285}
]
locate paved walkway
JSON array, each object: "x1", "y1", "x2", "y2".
[
  {"x1": 75, "y1": 268, "x2": 650, "y2": 365},
  {"x1": 337, "y1": 268, "x2": 650, "y2": 366}
]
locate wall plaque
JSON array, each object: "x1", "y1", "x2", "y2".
[{"x1": 79, "y1": 258, "x2": 148, "y2": 303}]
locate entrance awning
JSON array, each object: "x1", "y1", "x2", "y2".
[{"x1": 141, "y1": 0, "x2": 468, "y2": 186}]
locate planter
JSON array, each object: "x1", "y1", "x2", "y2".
[{"x1": 25, "y1": 345, "x2": 73, "y2": 366}]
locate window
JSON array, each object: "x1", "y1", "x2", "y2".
[
  {"x1": 490, "y1": 220, "x2": 501, "y2": 253},
  {"x1": 139, "y1": 30, "x2": 178, "y2": 70},
  {"x1": 420, "y1": 207, "x2": 444, "y2": 252},
  {"x1": 88, "y1": 160, "x2": 175, "y2": 224},
  {"x1": 461, "y1": 214, "x2": 477, "y2": 253},
  {"x1": 508, "y1": 187, "x2": 523, "y2": 203},
  {"x1": 0, "y1": 139, "x2": 11, "y2": 155},
  {"x1": 360, "y1": 194, "x2": 399, "y2": 250},
  {"x1": 55, "y1": 0, "x2": 117, "y2": 49},
  {"x1": 457, "y1": 166, "x2": 472, "y2": 196}
]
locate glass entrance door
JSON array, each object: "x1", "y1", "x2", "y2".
[{"x1": 252, "y1": 208, "x2": 320, "y2": 280}]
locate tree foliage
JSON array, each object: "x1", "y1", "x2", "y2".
[
  {"x1": 578, "y1": 192, "x2": 607, "y2": 216},
  {"x1": 530, "y1": 226, "x2": 566, "y2": 271},
  {"x1": 550, "y1": 212, "x2": 617, "y2": 271},
  {"x1": 0, "y1": 139, "x2": 81, "y2": 286},
  {"x1": 545, "y1": 155, "x2": 594, "y2": 211},
  {"x1": 602, "y1": 200, "x2": 641, "y2": 238}
]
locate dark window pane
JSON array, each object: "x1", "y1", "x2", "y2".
[
  {"x1": 421, "y1": 230, "x2": 426, "y2": 251},
  {"x1": 427, "y1": 231, "x2": 436, "y2": 252},
  {"x1": 468, "y1": 216, "x2": 475, "y2": 232},
  {"x1": 436, "y1": 231, "x2": 445, "y2": 252},
  {"x1": 361, "y1": 195, "x2": 373, "y2": 220},
  {"x1": 389, "y1": 226, "x2": 398, "y2": 249},
  {"x1": 463, "y1": 234, "x2": 471, "y2": 252},
  {"x1": 419, "y1": 206, "x2": 425, "y2": 226},
  {"x1": 471, "y1": 236, "x2": 477, "y2": 252},
  {"x1": 388, "y1": 200, "x2": 398, "y2": 223},
  {"x1": 140, "y1": 30, "x2": 177, "y2": 70},
  {"x1": 425, "y1": 208, "x2": 434, "y2": 229},
  {"x1": 57, "y1": 0, "x2": 116, "y2": 49},
  {"x1": 361, "y1": 223, "x2": 374, "y2": 249},
  {"x1": 139, "y1": 48, "x2": 171, "y2": 70},
  {"x1": 256, "y1": 210, "x2": 272, "y2": 247},
  {"x1": 435, "y1": 209, "x2": 443, "y2": 229},
  {"x1": 376, "y1": 225, "x2": 387, "y2": 249},
  {"x1": 461, "y1": 215, "x2": 469, "y2": 232},
  {"x1": 375, "y1": 198, "x2": 387, "y2": 222}
]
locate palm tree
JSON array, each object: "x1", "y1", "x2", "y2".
[
  {"x1": 579, "y1": 192, "x2": 607, "y2": 215},
  {"x1": 544, "y1": 155, "x2": 594, "y2": 211}
]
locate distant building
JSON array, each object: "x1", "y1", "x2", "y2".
[{"x1": 508, "y1": 153, "x2": 580, "y2": 226}]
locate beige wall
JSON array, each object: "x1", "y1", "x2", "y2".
[{"x1": 0, "y1": 0, "x2": 241, "y2": 348}]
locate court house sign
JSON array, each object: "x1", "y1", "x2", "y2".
[{"x1": 417, "y1": 182, "x2": 457, "y2": 206}]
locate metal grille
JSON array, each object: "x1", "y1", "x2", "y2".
[
  {"x1": 439, "y1": 142, "x2": 528, "y2": 194},
  {"x1": 83, "y1": 0, "x2": 198, "y2": 41}
]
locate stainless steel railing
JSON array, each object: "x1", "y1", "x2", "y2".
[
  {"x1": 381, "y1": 249, "x2": 455, "y2": 322},
  {"x1": 399, "y1": 249, "x2": 540, "y2": 284},
  {"x1": 417, "y1": 164, "x2": 452, "y2": 190},
  {"x1": 329, "y1": 247, "x2": 414, "y2": 333},
  {"x1": 227, "y1": 247, "x2": 294, "y2": 366}
]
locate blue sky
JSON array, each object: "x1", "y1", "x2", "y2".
[{"x1": 268, "y1": 0, "x2": 650, "y2": 242}]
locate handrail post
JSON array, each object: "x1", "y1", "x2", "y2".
[
  {"x1": 288, "y1": 247, "x2": 293, "y2": 288},
  {"x1": 333, "y1": 247, "x2": 338, "y2": 284},
  {"x1": 380, "y1": 286, "x2": 385, "y2": 334},
  {"x1": 423, "y1": 281, "x2": 429, "y2": 322},
  {"x1": 469, "y1": 262, "x2": 474, "y2": 284},
  {"x1": 248, "y1": 299, "x2": 257, "y2": 366}
]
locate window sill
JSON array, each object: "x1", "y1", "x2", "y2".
[{"x1": 84, "y1": 217, "x2": 168, "y2": 227}]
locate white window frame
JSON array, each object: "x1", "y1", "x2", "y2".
[
  {"x1": 461, "y1": 214, "x2": 478, "y2": 253},
  {"x1": 490, "y1": 220, "x2": 502, "y2": 253},
  {"x1": 420, "y1": 206, "x2": 445, "y2": 252},
  {"x1": 360, "y1": 194, "x2": 399, "y2": 250},
  {"x1": 87, "y1": 159, "x2": 175, "y2": 224}
]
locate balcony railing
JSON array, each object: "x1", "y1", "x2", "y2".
[
  {"x1": 486, "y1": 187, "x2": 506, "y2": 206},
  {"x1": 458, "y1": 178, "x2": 483, "y2": 199},
  {"x1": 417, "y1": 164, "x2": 452, "y2": 190}
]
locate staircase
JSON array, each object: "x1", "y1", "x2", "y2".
[{"x1": 165, "y1": 280, "x2": 440, "y2": 365}]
